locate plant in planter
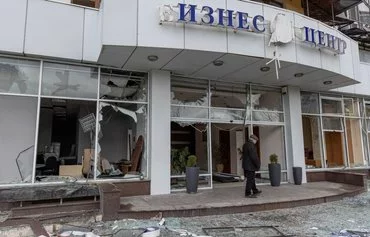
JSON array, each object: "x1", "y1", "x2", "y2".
[
  {"x1": 268, "y1": 153, "x2": 281, "y2": 187},
  {"x1": 171, "y1": 147, "x2": 190, "y2": 175},
  {"x1": 186, "y1": 155, "x2": 199, "y2": 193},
  {"x1": 213, "y1": 143, "x2": 227, "y2": 173}
]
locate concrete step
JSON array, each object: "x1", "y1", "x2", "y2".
[{"x1": 11, "y1": 200, "x2": 99, "y2": 218}]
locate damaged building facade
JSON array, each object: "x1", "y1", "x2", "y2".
[{"x1": 0, "y1": 0, "x2": 369, "y2": 196}]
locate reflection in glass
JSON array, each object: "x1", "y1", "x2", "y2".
[
  {"x1": 321, "y1": 99, "x2": 342, "y2": 114},
  {"x1": 0, "y1": 95, "x2": 37, "y2": 184},
  {"x1": 251, "y1": 86, "x2": 282, "y2": 111},
  {"x1": 170, "y1": 122, "x2": 209, "y2": 190},
  {"x1": 324, "y1": 131, "x2": 346, "y2": 168},
  {"x1": 346, "y1": 119, "x2": 365, "y2": 167},
  {"x1": 35, "y1": 98, "x2": 96, "y2": 182},
  {"x1": 344, "y1": 98, "x2": 359, "y2": 117},
  {"x1": 0, "y1": 57, "x2": 40, "y2": 95},
  {"x1": 301, "y1": 92, "x2": 319, "y2": 114},
  {"x1": 322, "y1": 117, "x2": 343, "y2": 131},
  {"x1": 302, "y1": 116, "x2": 323, "y2": 169},
  {"x1": 211, "y1": 82, "x2": 249, "y2": 109},
  {"x1": 171, "y1": 106, "x2": 209, "y2": 119},
  {"x1": 100, "y1": 69, "x2": 147, "y2": 102},
  {"x1": 171, "y1": 78, "x2": 208, "y2": 106},
  {"x1": 366, "y1": 103, "x2": 370, "y2": 117},
  {"x1": 252, "y1": 111, "x2": 283, "y2": 122},
  {"x1": 42, "y1": 62, "x2": 98, "y2": 99},
  {"x1": 98, "y1": 102, "x2": 147, "y2": 179},
  {"x1": 257, "y1": 125, "x2": 286, "y2": 171}
]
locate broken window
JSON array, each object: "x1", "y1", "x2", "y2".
[
  {"x1": 99, "y1": 69, "x2": 147, "y2": 102},
  {"x1": 97, "y1": 102, "x2": 147, "y2": 179},
  {"x1": 170, "y1": 122, "x2": 210, "y2": 190},
  {"x1": 210, "y1": 82, "x2": 250, "y2": 122},
  {"x1": 35, "y1": 98, "x2": 97, "y2": 182},
  {"x1": 171, "y1": 78, "x2": 209, "y2": 119}
]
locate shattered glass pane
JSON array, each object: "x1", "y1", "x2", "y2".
[
  {"x1": 210, "y1": 108, "x2": 246, "y2": 121},
  {"x1": 100, "y1": 69, "x2": 147, "y2": 102},
  {"x1": 251, "y1": 86, "x2": 283, "y2": 111},
  {"x1": 211, "y1": 82, "x2": 249, "y2": 109},
  {"x1": 0, "y1": 57, "x2": 40, "y2": 95},
  {"x1": 171, "y1": 106, "x2": 209, "y2": 119},
  {"x1": 252, "y1": 111, "x2": 284, "y2": 122},
  {"x1": 171, "y1": 78, "x2": 208, "y2": 105},
  {"x1": 98, "y1": 102, "x2": 147, "y2": 179}
]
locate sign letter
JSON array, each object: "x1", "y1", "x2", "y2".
[
  {"x1": 179, "y1": 4, "x2": 196, "y2": 23},
  {"x1": 217, "y1": 8, "x2": 234, "y2": 27},
  {"x1": 201, "y1": 6, "x2": 214, "y2": 24},
  {"x1": 253, "y1": 15, "x2": 265, "y2": 32}
]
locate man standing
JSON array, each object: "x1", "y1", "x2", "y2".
[{"x1": 242, "y1": 134, "x2": 262, "y2": 198}]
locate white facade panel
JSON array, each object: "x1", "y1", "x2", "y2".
[
  {"x1": 0, "y1": 0, "x2": 27, "y2": 54},
  {"x1": 184, "y1": 0, "x2": 227, "y2": 52},
  {"x1": 25, "y1": 0, "x2": 84, "y2": 60},
  {"x1": 318, "y1": 23, "x2": 340, "y2": 74},
  {"x1": 149, "y1": 70, "x2": 171, "y2": 195},
  {"x1": 83, "y1": 9, "x2": 101, "y2": 62},
  {"x1": 101, "y1": 0, "x2": 137, "y2": 46},
  {"x1": 336, "y1": 63, "x2": 370, "y2": 95},
  {"x1": 263, "y1": 6, "x2": 297, "y2": 64},
  {"x1": 226, "y1": 0, "x2": 265, "y2": 57},
  {"x1": 294, "y1": 14, "x2": 321, "y2": 68},
  {"x1": 351, "y1": 40, "x2": 361, "y2": 82},
  {"x1": 338, "y1": 33, "x2": 354, "y2": 79},
  {"x1": 138, "y1": 0, "x2": 184, "y2": 49}
]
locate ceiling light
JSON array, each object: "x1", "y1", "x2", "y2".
[
  {"x1": 323, "y1": 80, "x2": 333, "y2": 85},
  {"x1": 213, "y1": 60, "x2": 224, "y2": 66},
  {"x1": 294, "y1": 73, "x2": 304, "y2": 78},
  {"x1": 147, "y1": 55, "x2": 159, "y2": 62},
  {"x1": 260, "y1": 66, "x2": 270, "y2": 72}
]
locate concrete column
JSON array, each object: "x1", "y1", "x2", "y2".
[
  {"x1": 149, "y1": 70, "x2": 171, "y2": 195},
  {"x1": 283, "y1": 86, "x2": 307, "y2": 184}
]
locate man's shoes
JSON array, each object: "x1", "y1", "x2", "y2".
[
  {"x1": 245, "y1": 194, "x2": 258, "y2": 198},
  {"x1": 253, "y1": 190, "x2": 262, "y2": 195}
]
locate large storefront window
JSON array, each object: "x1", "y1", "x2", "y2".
[
  {"x1": 0, "y1": 95, "x2": 38, "y2": 184},
  {"x1": 302, "y1": 93, "x2": 368, "y2": 169},
  {"x1": 0, "y1": 56, "x2": 149, "y2": 185},
  {"x1": 171, "y1": 79, "x2": 287, "y2": 191}
]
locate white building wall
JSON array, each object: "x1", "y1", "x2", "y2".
[
  {"x1": 283, "y1": 86, "x2": 307, "y2": 184},
  {"x1": 0, "y1": 0, "x2": 27, "y2": 54},
  {"x1": 25, "y1": 0, "x2": 84, "y2": 60},
  {"x1": 149, "y1": 70, "x2": 171, "y2": 195}
]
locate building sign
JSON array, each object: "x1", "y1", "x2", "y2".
[
  {"x1": 159, "y1": 3, "x2": 346, "y2": 55},
  {"x1": 159, "y1": 4, "x2": 265, "y2": 33},
  {"x1": 303, "y1": 27, "x2": 347, "y2": 55}
]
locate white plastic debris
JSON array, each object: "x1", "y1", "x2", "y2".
[
  {"x1": 310, "y1": 227, "x2": 319, "y2": 230},
  {"x1": 158, "y1": 218, "x2": 165, "y2": 226}
]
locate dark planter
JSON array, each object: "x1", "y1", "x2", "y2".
[
  {"x1": 293, "y1": 166, "x2": 302, "y2": 185},
  {"x1": 268, "y1": 163, "x2": 281, "y2": 187},
  {"x1": 186, "y1": 167, "x2": 200, "y2": 193}
]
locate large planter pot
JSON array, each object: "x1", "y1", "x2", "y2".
[
  {"x1": 186, "y1": 167, "x2": 200, "y2": 193},
  {"x1": 216, "y1": 164, "x2": 224, "y2": 173},
  {"x1": 268, "y1": 163, "x2": 281, "y2": 187},
  {"x1": 293, "y1": 166, "x2": 302, "y2": 185}
]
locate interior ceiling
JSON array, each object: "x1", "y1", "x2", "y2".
[{"x1": 98, "y1": 46, "x2": 358, "y2": 92}]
